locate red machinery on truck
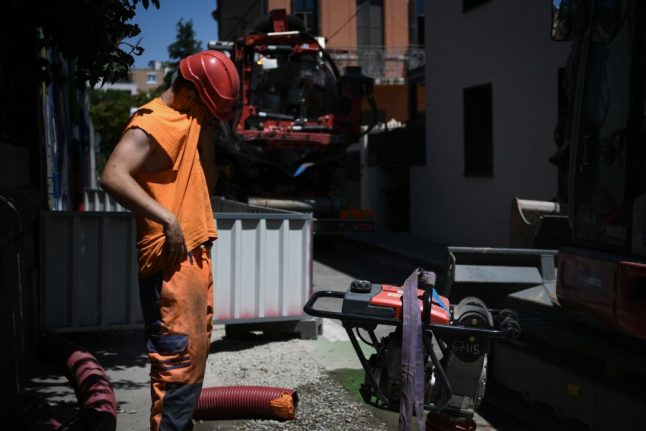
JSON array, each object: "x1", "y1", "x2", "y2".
[
  {"x1": 445, "y1": 1, "x2": 646, "y2": 429},
  {"x1": 209, "y1": 10, "x2": 376, "y2": 234}
]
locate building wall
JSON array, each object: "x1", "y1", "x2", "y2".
[
  {"x1": 130, "y1": 68, "x2": 165, "y2": 94},
  {"x1": 216, "y1": 1, "x2": 264, "y2": 41},
  {"x1": 373, "y1": 85, "x2": 407, "y2": 121},
  {"x1": 268, "y1": 0, "x2": 291, "y2": 13},
  {"x1": 321, "y1": 0, "x2": 409, "y2": 50},
  {"x1": 384, "y1": 0, "x2": 409, "y2": 48},
  {"x1": 95, "y1": 80, "x2": 137, "y2": 94},
  {"x1": 411, "y1": 0, "x2": 571, "y2": 247},
  {"x1": 320, "y1": 0, "x2": 357, "y2": 48}
]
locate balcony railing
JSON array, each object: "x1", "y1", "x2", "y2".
[{"x1": 327, "y1": 45, "x2": 425, "y2": 84}]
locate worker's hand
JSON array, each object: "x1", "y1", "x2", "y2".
[{"x1": 163, "y1": 216, "x2": 187, "y2": 267}]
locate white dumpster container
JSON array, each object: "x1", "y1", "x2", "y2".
[
  {"x1": 210, "y1": 199, "x2": 313, "y2": 323},
  {"x1": 42, "y1": 198, "x2": 313, "y2": 332}
]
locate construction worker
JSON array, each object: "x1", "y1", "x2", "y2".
[{"x1": 100, "y1": 50, "x2": 239, "y2": 430}]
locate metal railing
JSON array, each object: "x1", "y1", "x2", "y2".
[
  {"x1": 327, "y1": 45, "x2": 425, "y2": 83},
  {"x1": 83, "y1": 189, "x2": 128, "y2": 212}
]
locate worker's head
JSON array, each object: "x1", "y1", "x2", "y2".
[{"x1": 177, "y1": 50, "x2": 239, "y2": 121}]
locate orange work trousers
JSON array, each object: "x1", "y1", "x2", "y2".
[{"x1": 139, "y1": 246, "x2": 213, "y2": 431}]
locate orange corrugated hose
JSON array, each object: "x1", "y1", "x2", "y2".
[{"x1": 194, "y1": 386, "x2": 298, "y2": 421}]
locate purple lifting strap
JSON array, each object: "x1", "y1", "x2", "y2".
[{"x1": 399, "y1": 269, "x2": 426, "y2": 431}]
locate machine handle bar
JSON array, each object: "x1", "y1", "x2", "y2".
[{"x1": 303, "y1": 290, "x2": 515, "y2": 339}]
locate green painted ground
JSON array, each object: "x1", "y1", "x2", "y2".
[{"x1": 330, "y1": 367, "x2": 407, "y2": 430}]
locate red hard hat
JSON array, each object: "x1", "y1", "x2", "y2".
[{"x1": 179, "y1": 50, "x2": 239, "y2": 121}]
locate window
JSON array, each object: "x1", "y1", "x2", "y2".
[
  {"x1": 357, "y1": 0, "x2": 384, "y2": 77},
  {"x1": 463, "y1": 84, "x2": 493, "y2": 177},
  {"x1": 463, "y1": 0, "x2": 492, "y2": 13},
  {"x1": 409, "y1": 0, "x2": 425, "y2": 46},
  {"x1": 292, "y1": 0, "x2": 318, "y2": 35},
  {"x1": 557, "y1": 67, "x2": 567, "y2": 122},
  {"x1": 146, "y1": 73, "x2": 157, "y2": 84},
  {"x1": 357, "y1": 0, "x2": 384, "y2": 48}
]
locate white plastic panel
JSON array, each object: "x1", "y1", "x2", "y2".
[
  {"x1": 42, "y1": 201, "x2": 313, "y2": 331},
  {"x1": 212, "y1": 217, "x2": 313, "y2": 323}
]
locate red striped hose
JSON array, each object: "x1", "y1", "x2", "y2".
[
  {"x1": 195, "y1": 386, "x2": 298, "y2": 420},
  {"x1": 42, "y1": 333, "x2": 117, "y2": 430}
]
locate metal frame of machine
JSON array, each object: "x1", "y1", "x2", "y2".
[{"x1": 304, "y1": 271, "x2": 520, "y2": 429}]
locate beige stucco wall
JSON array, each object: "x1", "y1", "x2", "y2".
[
  {"x1": 130, "y1": 69, "x2": 165, "y2": 94},
  {"x1": 411, "y1": 0, "x2": 572, "y2": 247},
  {"x1": 268, "y1": 0, "x2": 291, "y2": 13},
  {"x1": 320, "y1": 0, "x2": 357, "y2": 48},
  {"x1": 384, "y1": 0, "x2": 409, "y2": 48}
]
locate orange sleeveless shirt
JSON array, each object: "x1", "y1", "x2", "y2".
[{"x1": 127, "y1": 98, "x2": 217, "y2": 277}]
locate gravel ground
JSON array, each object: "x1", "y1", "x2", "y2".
[
  {"x1": 195, "y1": 327, "x2": 389, "y2": 431},
  {"x1": 197, "y1": 374, "x2": 387, "y2": 431},
  {"x1": 20, "y1": 326, "x2": 389, "y2": 431}
]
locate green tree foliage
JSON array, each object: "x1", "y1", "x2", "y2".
[
  {"x1": 35, "y1": 0, "x2": 160, "y2": 86},
  {"x1": 164, "y1": 18, "x2": 203, "y2": 86},
  {"x1": 168, "y1": 18, "x2": 204, "y2": 64},
  {"x1": 89, "y1": 88, "x2": 161, "y2": 165}
]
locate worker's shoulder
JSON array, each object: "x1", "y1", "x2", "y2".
[
  {"x1": 122, "y1": 125, "x2": 149, "y2": 140},
  {"x1": 129, "y1": 98, "x2": 162, "y2": 122},
  {"x1": 118, "y1": 126, "x2": 155, "y2": 152},
  {"x1": 125, "y1": 100, "x2": 169, "y2": 140}
]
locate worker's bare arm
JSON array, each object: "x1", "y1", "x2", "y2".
[
  {"x1": 100, "y1": 127, "x2": 186, "y2": 265},
  {"x1": 100, "y1": 128, "x2": 174, "y2": 225}
]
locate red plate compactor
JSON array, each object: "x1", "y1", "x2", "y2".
[{"x1": 304, "y1": 268, "x2": 520, "y2": 431}]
